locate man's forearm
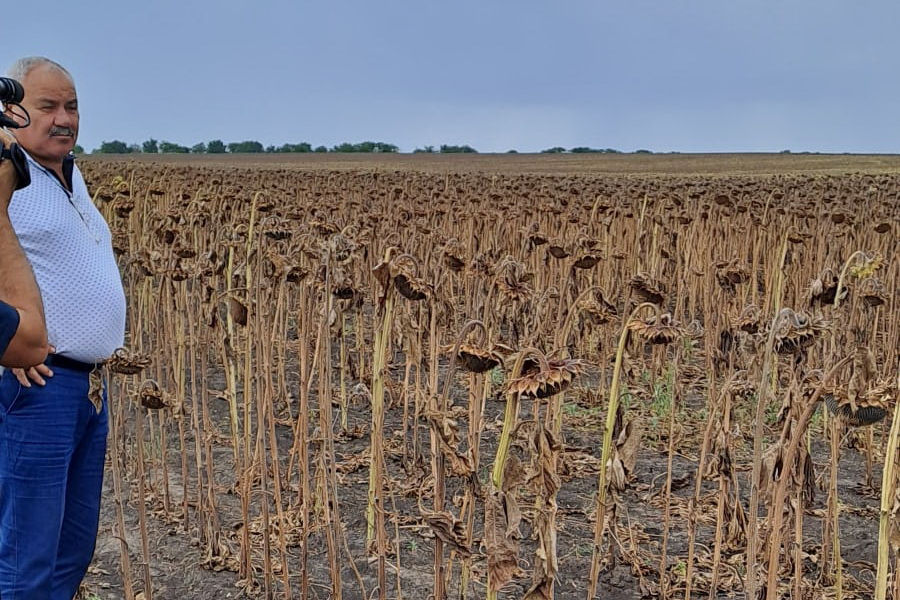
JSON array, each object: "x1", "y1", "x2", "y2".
[
  {"x1": 0, "y1": 207, "x2": 49, "y2": 365},
  {"x1": 0, "y1": 210, "x2": 43, "y2": 309}
]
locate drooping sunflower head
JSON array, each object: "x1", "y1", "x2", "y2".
[
  {"x1": 506, "y1": 355, "x2": 585, "y2": 399},
  {"x1": 627, "y1": 311, "x2": 686, "y2": 346},
  {"x1": 107, "y1": 347, "x2": 152, "y2": 376}
]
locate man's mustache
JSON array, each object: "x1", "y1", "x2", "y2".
[{"x1": 50, "y1": 126, "x2": 75, "y2": 137}]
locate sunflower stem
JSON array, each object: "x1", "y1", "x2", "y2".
[
  {"x1": 874, "y1": 374, "x2": 900, "y2": 600},
  {"x1": 586, "y1": 302, "x2": 657, "y2": 599}
]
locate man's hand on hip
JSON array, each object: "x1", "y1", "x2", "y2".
[
  {"x1": 11, "y1": 346, "x2": 56, "y2": 387},
  {"x1": 12, "y1": 363, "x2": 54, "y2": 387}
]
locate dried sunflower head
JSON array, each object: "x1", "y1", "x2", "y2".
[
  {"x1": 547, "y1": 243, "x2": 570, "y2": 259},
  {"x1": 447, "y1": 322, "x2": 511, "y2": 374},
  {"x1": 772, "y1": 309, "x2": 827, "y2": 355},
  {"x1": 441, "y1": 238, "x2": 467, "y2": 272},
  {"x1": 469, "y1": 253, "x2": 494, "y2": 278},
  {"x1": 804, "y1": 268, "x2": 845, "y2": 306},
  {"x1": 577, "y1": 289, "x2": 618, "y2": 326},
  {"x1": 310, "y1": 219, "x2": 339, "y2": 237},
  {"x1": 629, "y1": 273, "x2": 666, "y2": 305},
  {"x1": 260, "y1": 215, "x2": 291, "y2": 241},
  {"x1": 732, "y1": 304, "x2": 761, "y2": 334},
  {"x1": 111, "y1": 231, "x2": 129, "y2": 256},
  {"x1": 373, "y1": 250, "x2": 431, "y2": 302},
  {"x1": 388, "y1": 254, "x2": 430, "y2": 301},
  {"x1": 107, "y1": 347, "x2": 151, "y2": 375},
  {"x1": 328, "y1": 232, "x2": 357, "y2": 264},
  {"x1": 686, "y1": 319, "x2": 705, "y2": 339},
  {"x1": 523, "y1": 223, "x2": 548, "y2": 248},
  {"x1": 506, "y1": 356, "x2": 584, "y2": 399},
  {"x1": 529, "y1": 233, "x2": 548, "y2": 247},
  {"x1": 393, "y1": 271, "x2": 429, "y2": 301},
  {"x1": 572, "y1": 254, "x2": 601, "y2": 269},
  {"x1": 332, "y1": 285, "x2": 357, "y2": 300},
  {"x1": 113, "y1": 196, "x2": 135, "y2": 218},
  {"x1": 823, "y1": 382, "x2": 891, "y2": 427},
  {"x1": 822, "y1": 346, "x2": 890, "y2": 426},
  {"x1": 858, "y1": 277, "x2": 887, "y2": 308},
  {"x1": 495, "y1": 258, "x2": 533, "y2": 304},
  {"x1": 139, "y1": 380, "x2": 168, "y2": 410},
  {"x1": 167, "y1": 259, "x2": 190, "y2": 282},
  {"x1": 456, "y1": 343, "x2": 505, "y2": 374},
  {"x1": 715, "y1": 259, "x2": 750, "y2": 293},
  {"x1": 627, "y1": 312, "x2": 685, "y2": 345}
]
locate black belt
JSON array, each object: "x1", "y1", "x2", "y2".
[{"x1": 44, "y1": 354, "x2": 102, "y2": 373}]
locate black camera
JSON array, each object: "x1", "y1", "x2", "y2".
[
  {"x1": 0, "y1": 77, "x2": 24, "y2": 105},
  {"x1": 0, "y1": 76, "x2": 30, "y2": 190},
  {"x1": 1, "y1": 77, "x2": 28, "y2": 129}
]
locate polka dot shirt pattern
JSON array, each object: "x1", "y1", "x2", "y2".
[{"x1": 8, "y1": 152, "x2": 126, "y2": 363}]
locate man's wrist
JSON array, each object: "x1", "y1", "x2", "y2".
[
  {"x1": 0, "y1": 173, "x2": 14, "y2": 210},
  {"x1": 0, "y1": 174, "x2": 16, "y2": 203},
  {"x1": 0, "y1": 208, "x2": 14, "y2": 230}
]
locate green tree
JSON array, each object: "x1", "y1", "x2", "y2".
[
  {"x1": 540, "y1": 146, "x2": 566, "y2": 154},
  {"x1": 72, "y1": 144, "x2": 85, "y2": 154},
  {"x1": 439, "y1": 144, "x2": 477, "y2": 153},
  {"x1": 275, "y1": 142, "x2": 313, "y2": 153},
  {"x1": 159, "y1": 141, "x2": 190, "y2": 153},
  {"x1": 331, "y1": 141, "x2": 397, "y2": 153},
  {"x1": 207, "y1": 139, "x2": 227, "y2": 153},
  {"x1": 142, "y1": 138, "x2": 159, "y2": 153},
  {"x1": 191, "y1": 142, "x2": 207, "y2": 154},
  {"x1": 227, "y1": 140, "x2": 264, "y2": 153},
  {"x1": 95, "y1": 140, "x2": 131, "y2": 154},
  {"x1": 314, "y1": 145, "x2": 328, "y2": 153},
  {"x1": 413, "y1": 145, "x2": 435, "y2": 153}
]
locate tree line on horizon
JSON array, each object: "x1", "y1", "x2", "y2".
[{"x1": 77, "y1": 139, "x2": 642, "y2": 155}]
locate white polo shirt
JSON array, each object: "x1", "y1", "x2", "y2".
[{"x1": 8, "y1": 151, "x2": 126, "y2": 363}]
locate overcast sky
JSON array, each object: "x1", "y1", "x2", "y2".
[{"x1": 6, "y1": 1, "x2": 899, "y2": 153}]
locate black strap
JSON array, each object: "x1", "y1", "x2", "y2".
[
  {"x1": 0, "y1": 143, "x2": 30, "y2": 190},
  {"x1": 0, "y1": 300, "x2": 20, "y2": 360}
]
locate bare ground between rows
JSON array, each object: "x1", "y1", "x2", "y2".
[{"x1": 78, "y1": 360, "x2": 883, "y2": 600}]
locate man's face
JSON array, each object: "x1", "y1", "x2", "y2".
[{"x1": 10, "y1": 65, "x2": 78, "y2": 167}]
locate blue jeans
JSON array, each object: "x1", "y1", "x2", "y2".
[{"x1": 0, "y1": 366, "x2": 108, "y2": 599}]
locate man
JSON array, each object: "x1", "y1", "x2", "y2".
[
  {"x1": 0, "y1": 127, "x2": 49, "y2": 367},
  {"x1": 0, "y1": 57, "x2": 126, "y2": 599}
]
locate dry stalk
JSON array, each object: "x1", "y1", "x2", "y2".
[
  {"x1": 486, "y1": 349, "x2": 543, "y2": 599},
  {"x1": 107, "y1": 373, "x2": 136, "y2": 600},
  {"x1": 875, "y1": 373, "x2": 900, "y2": 600},
  {"x1": 746, "y1": 230, "x2": 791, "y2": 600},
  {"x1": 763, "y1": 355, "x2": 853, "y2": 600},
  {"x1": 586, "y1": 301, "x2": 658, "y2": 599}
]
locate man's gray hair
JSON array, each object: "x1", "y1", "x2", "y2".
[{"x1": 7, "y1": 57, "x2": 73, "y2": 83}]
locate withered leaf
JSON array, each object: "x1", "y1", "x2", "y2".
[
  {"x1": 425, "y1": 411, "x2": 475, "y2": 477},
  {"x1": 484, "y1": 489, "x2": 521, "y2": 592},
  {"x1": 420, "y1": 509, "x2": 471, "y2": 558}
]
